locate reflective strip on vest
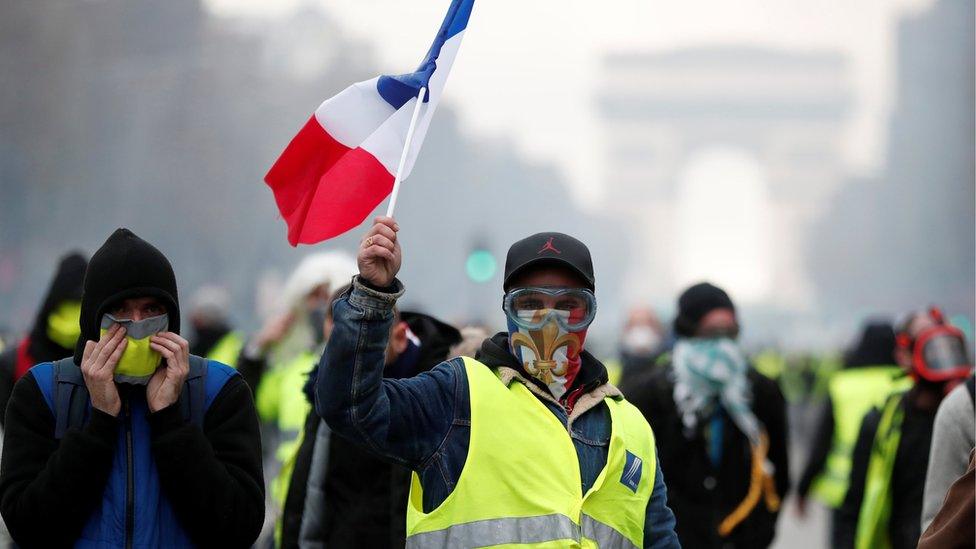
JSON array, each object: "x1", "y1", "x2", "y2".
[
  {"x1": 582, "y1": 514, "x2": 639, "y2": 549},
  {"x1": 405, "y1": 513, "x2": 636, "y2": 549},
  {"x1": 406, "y1": 514, "x2": 578, "y2": 548}
]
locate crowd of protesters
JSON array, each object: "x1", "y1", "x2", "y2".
[{"x1": 0, "y1": 224, "x2": 971, "y2": 548}]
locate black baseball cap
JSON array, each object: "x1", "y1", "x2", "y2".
[{"x1": 503, "y1": 232, "x2": 595, "y2": 291}]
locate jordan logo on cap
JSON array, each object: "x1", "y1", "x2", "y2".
[{"x1": 538, "y1": 237, "x2": 561, "y2": 255}]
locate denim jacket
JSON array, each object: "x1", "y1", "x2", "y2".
[{"x1": 315, "y1": 277, "x2": 681, "y2": 548}]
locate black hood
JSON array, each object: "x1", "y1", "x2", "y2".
[
  {"x1": 476, "y1": 332, "x2": 608, "y2": 404},
  {"x1": 74, "y1": 228, "x2": 179, "y2": 363},
  {"x1": 28, "y1": 252, "x2": 88, "y2": 361},
  {"x1": 400, "y1": 311, "x2": 462, "y2": 375},
  {"x1": 845, "y1": 321, "x2": 896, "y2": 368}
]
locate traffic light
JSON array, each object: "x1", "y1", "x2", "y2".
[{"x1": 465, "y1": 249, "x2": 496, "y2": 283}]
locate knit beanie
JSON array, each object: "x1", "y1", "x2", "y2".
[
  {"x1": 74, "y1": 228, "x2": 179, "y2": 363},
  {"x1": 673, "y1": 282, "x2": 735, "y2": 338}
]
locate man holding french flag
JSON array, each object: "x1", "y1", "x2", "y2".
[{"x1": 267, "y1": 1, "x2": 680, "y2": 547}]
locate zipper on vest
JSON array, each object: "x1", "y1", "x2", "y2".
[{"x1": 124, "y1": 397, "x2": 134, "y2": 549}]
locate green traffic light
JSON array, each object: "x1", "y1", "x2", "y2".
[{"x1": 465, "y1": 250, "x2": 496, "y2": 283}]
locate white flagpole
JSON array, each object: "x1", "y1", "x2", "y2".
[{"x1": 386, "y1": 87, "x2": 427, "y2": 217}]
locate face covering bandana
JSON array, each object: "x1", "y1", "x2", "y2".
[
  {"x1": 672, "y1": 337, "x2": 762, "y2": 447},
  {"x1": 47, "y1": 300, "x2": 82, "y2": 349},
  {"x1": 504, "y1": 288, "x2": 595, "y2": 400},
  {"x1": 100, "y1": 313, "x2": 169, "y2": 385}
]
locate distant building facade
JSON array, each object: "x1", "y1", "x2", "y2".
[{"x1": 598, "y1": 46, "x2": 851, "y2": 311}]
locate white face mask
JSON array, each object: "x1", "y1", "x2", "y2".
[{"x1": 622, "y1": 326, "x2": 661, "y2": 355}]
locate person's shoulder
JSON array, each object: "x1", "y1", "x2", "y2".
[
  {"x1": 8, "y1": 365, "x2": 54, "y2": 418},
  {"x1": 936, "y1": 382, "x2": 975, "y2": 421},
  {"x1": 19, "y1": 363, "x2": 52, "y2": 392},
  {"x1": 202, "y1": 358, "x2": 249, "y2": 404},
  {"x1": 638, "y1": 365, "x2": 674, "y2": 395},
  {"x1": 203, "y1": 357, "x2": 238, "y2": 380},
  {"x1": 748, "y1": 367, "x2": 784, "y2": 395},
  {"x1": 402, "y1": 356, "x2": 466, "y2": 390},
  {"x1": 619, "y1": 365, "x2": 675, "y2": 413},
  {"x1": 747, "y1": 365, "x2": 775, "y2": 384},
  {"x1": 426, "y1": 356, "x2": 467, "y2": 383}
]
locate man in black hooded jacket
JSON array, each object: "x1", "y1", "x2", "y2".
[
  {"x1": 0, "y1": 228, "x2": 264, "y2": 547},
  {"x1": 278, "y1": 280, "x2": 462, "y2": 548},
  {"x1": 0, "y1": 251, "x2": 87, "y2": 426}
]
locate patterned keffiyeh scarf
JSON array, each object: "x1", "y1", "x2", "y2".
[{"x1": 672, "y1": 337, "x2": 761, "y2": 447}]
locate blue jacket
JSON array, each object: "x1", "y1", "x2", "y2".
[
  {"x1": 315, "y1": 278, "x2": 681, "y2": 548},
  {"x1": 0, "y1": 359, "x2": 265, "y2": 548}
]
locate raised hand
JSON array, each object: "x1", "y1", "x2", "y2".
[
  {"x1": 80, "y1": 324, "x2": 125, "y2": 416},
  {"x1": 147, "y1": 332, "x2": 190, "y2": 413},
  {"x1": 358, "y1": 216, "x2": 402, "y2": 288}
]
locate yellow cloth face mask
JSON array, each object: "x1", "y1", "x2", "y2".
[
  {"x1": 47, "y1": 300, "x2": 82, "y2": 349},
  {"x1": 100, "y1": 313, "x2": 169, "y2": 384}
]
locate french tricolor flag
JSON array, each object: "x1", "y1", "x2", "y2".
[{"x1": 265, "y1": 0, "x2": 474, "y2": 245}]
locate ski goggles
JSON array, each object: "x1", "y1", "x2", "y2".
[{"x1": 502, "y1": 287, "x2": 596, "y2": 331}]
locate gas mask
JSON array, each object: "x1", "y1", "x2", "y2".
[
  {"x1": 897, "y1": 308, "x2": 972, "y2": 385},
  {"x1": 47, "y1": 300, "x2": 82, "y2": 349},
  {"x1": 503, "y1": 287, "x2": 596, "y2": 399},
  {"x1": 100, "y1": 313, "x2": 169, "y2": 384}
]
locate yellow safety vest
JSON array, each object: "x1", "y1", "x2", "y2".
[
  {"x1": 256, "y1": 351, "x2": 316, "y2": 462},
  {"x1": 406, "y1": 356, "x2": 656, "y2": 548},
  {"x1": 855, "y1": 391, "x2": 907, "y2": 549},
  {"x1": 603, "y1": 358, "x2": 623, "y2": 386},
  {"x1": 206, "y1": 331, "x2": 244, "y2": 368},
  {"x1": 753, "y1": 349, "x2": 785, "y2": 381},
  {"x1": 258, "y1": 351, "x2": 317, "y2": 545},
  {"x1": 810, "y1": 366, "x2": 910, "y2": 508}
]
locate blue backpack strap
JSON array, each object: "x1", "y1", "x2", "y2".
[
  {"x1": 30, "y1": 362, "x2": 56, "y2": 415},
  {"x1": 30, "y1": 358, "x2": 90, "y2": 439},
  {"x1": 54, "y1": 358, "x2": 89, "y2": 439},
  {"x1": 181, "y1": 355, "x2": 208, "y2": 427},
  {"x1": 182, "y1": 355, "x2": 238, "y2": 427}
]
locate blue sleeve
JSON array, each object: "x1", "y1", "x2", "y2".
[
  {"x1": 314, "y1": 277, "x2": 460, "y2": 470},
  {"x1": 644, "y1": 456, "x2": 681, "y2": 548}
]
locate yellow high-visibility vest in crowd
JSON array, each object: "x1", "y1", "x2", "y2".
[
  {"x1": 855, "y1": 391, "x2": 907, "y2": 549},
  {"x1": 206, "y1": 331, "x2": 244, "y2": 368},
  {"x1": 256, "y1": 351, "x2": 315, "y2": 463},
  {"x1": 810, "y1": 366, "x2": 910, "y2": 508},
  {"x1": 603, "y1": 358, "x2": 623, "y2": 386},
  {"x1": 406, "y1": 356, "x2": 656, "y2": 548}
]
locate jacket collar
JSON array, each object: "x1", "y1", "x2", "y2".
[{"x1": 477, "y1": 332, "x2": 619, "y2": 422}]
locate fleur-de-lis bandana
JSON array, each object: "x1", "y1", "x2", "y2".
[{"x1": 507, "y1": 309, "x2": 587, "y2": 400}]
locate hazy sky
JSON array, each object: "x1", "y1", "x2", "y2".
[{"x1": 207, "y1": 0, "x2": 932, "y2": 206}]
